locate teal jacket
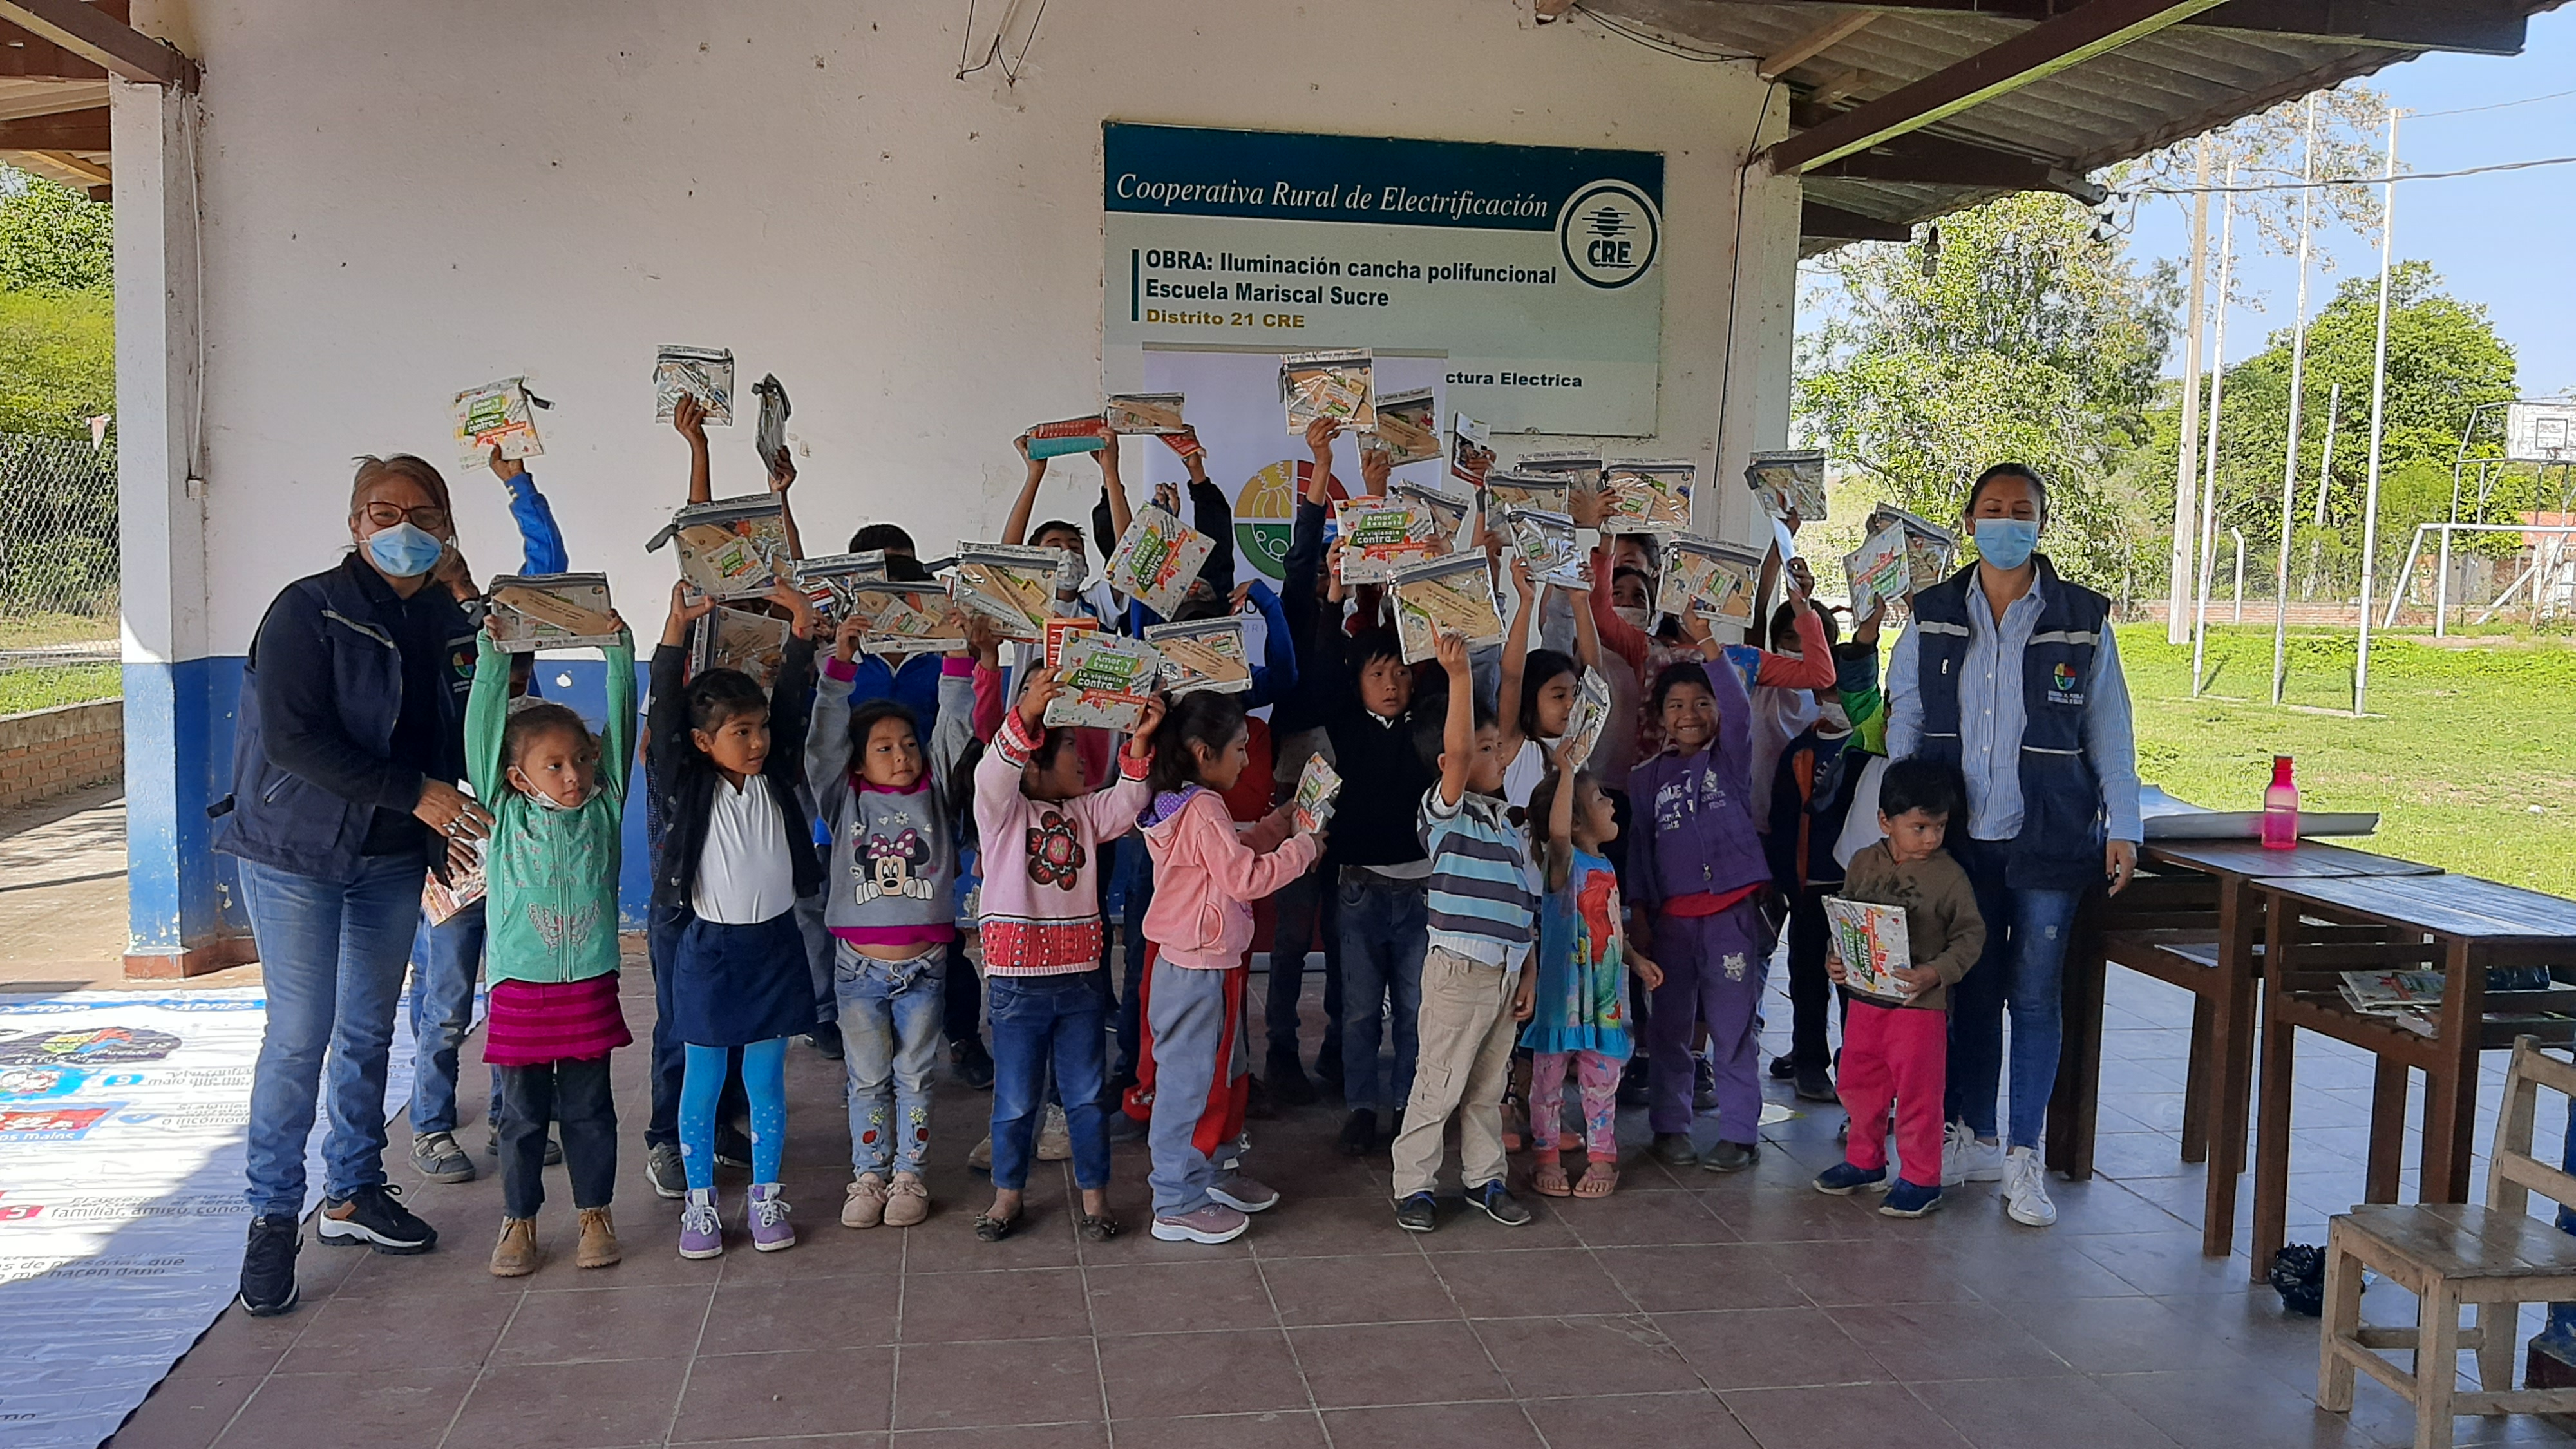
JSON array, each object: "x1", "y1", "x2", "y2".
[{"x1": 468, "y1": 632, "x2": 636, "y2": 985}]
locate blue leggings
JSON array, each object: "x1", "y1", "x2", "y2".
[{"x1": 681, "y1": 1037, "x2": 787, "y2": 1191}]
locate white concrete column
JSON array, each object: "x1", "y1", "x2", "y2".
[{"x1": 1711, "y1": 88, "x2": 1801, "y2": 553}]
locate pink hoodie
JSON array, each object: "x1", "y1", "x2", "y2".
[{"x1": 1138, "y1": 786, "x2": 1320, "y2": 969}]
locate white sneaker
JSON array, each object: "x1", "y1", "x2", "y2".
[
  {"x1": 2002, "y1": 1146, "x2": 2058, "y2": 1227},
  {"x1": 1939, "y1": 1122, "x2": 2003, "y2": 1186}
]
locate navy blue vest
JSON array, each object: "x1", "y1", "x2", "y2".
[{"x1": 1909, "y1": 554, "x2": 2110, "y2": 891}]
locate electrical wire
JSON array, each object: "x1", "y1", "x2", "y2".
[
  {"x1": 954, "y1": 0, "x2": 1051, "y2": 84},
  {"x1": 1712, "y1": 82, "x2": 1786, "y2": 491},
  {"x1": 2117, "y1": 153, "x2": 2576, "y2": 197},
  {"x1": 2409, "y1": 86, "x2": 2576, "y2": 120},
  {"x1": 1568, "y1": 4, "x2": 1759, "y2": 64}
]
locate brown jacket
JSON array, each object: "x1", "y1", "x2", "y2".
[{"x1": 1836, "y1": 842, "x2": 1987, "y2": 1011}]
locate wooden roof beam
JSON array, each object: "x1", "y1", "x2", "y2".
[
  {"x1": 1760, "y1": 10, "x2": 1879, "y2": 78},
  {"x1": 1787, "y1": 99, "x2": 2108, "y2": 202},
  {"x1": 1748, "y1": 1, "x2": 2528, "y2": 55},
  {"x1": 1761, "y1": 0, "x2": 2230, "y2": 174},
  {"x1": 0, "y1": 102, "x2": 102, "y2": 149},
  {"x1": 1802, "y1": 200, "x2": 1913, "y2": 240},
  {"x1": 0, "y1": 0, "x2": 193, "y2": 88}
]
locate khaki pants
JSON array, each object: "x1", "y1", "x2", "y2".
[{"x1": 1389, "y1": 945, "x2": 1520, "y2": 1200}]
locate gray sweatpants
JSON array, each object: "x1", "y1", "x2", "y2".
[{"x1": 1144, "y1": 957, "x2": 1244, "y2": 1217}]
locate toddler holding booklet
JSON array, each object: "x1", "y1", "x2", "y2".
[{"x1": 1814, "y1": 758, "x2": 1984, "y2": 1218}]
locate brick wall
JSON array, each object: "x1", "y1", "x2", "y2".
[{"x1": 0, "y1": 699, "x2": 122, "y2": 814}]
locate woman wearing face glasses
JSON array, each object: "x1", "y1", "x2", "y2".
[
  {"x1": 216, "y1": 453, "x2": 494, "y2": 1316},
  {"x1": 1884, "y1": 462, "x2": 2143, "y2": 1232}
]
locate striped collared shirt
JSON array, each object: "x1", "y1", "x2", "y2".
[{"x1": 1418, "y1": 784, "x2": 1540, "y2": 970}]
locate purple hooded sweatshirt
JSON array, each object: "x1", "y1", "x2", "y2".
[{"x1": 1625, "y1": 656, "x2": 1770, "y2": 912}]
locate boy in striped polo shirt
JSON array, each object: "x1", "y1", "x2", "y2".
[{"x1": 1390, "y1": 629, "x2": 1542, "y2": 1233}]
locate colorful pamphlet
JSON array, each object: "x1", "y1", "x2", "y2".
[
  {"x1": 1602, "y1": 459, "x2": 1694, "y2": 534},
  {"x1": 1144, "y1": 616, "x2": 1253, "y2": 696},
  {"x1": 452, "y1": 377, "x2": 544, "y2": 469},
  {"x1": 1334, "y1": 495, "x2": 1440, "y2": 583},
  {"x1": 1484, "y1": 470, "x2": 1570, "y2": 516},
  {"x1": 1450, "y1": 412, "x2": 1495, "y2": 494},
  {"x1": 1365, "y1": 387, "x2": 1441, "y2": 466},
  {"x1": 1504, "y1": 507, "x2": 1589, "y2": 591},
  {"x1": 1746, "y1": 448, "x2": 1828, "y2": 522},
  {"x1": 1868, "y1": 504, "x2": 1961, "y2": 592},
  {"x1": 423, "y1": 840, "x2": 486, "y2": 927},
  {"x1": 752, "y1": 373, "x2": 791, "y2": 473},
  {"x1": 1387, "y1": 551, "x2": 1506, "y2": 665},
  {"x1": 1106, "y1": 504, "x2": 1216, "y2": 618},
  {"x1": 1823, "y1": 896, "x2": 1914, "y2": 1001},
  {"x1": 1045, "y1": 632, "x2": 1162, "y2": 731},
  {"x1": 1516, "y1": 450, "x2": 1604, "y2": 485},
  {"x1": 2338, "y1": 970, "x2": 2447, "y2": 1015},
  {"x1": 950, "y1": 542, "x2": 1063, "y2": 640},
  {"x1": 1659, "y1": 536, "x2": 1765, "y2": 627},
  {"x1": 1043, "y1": 614, "x2": 1101, "y2": 669},
  {"x1": 690, "y1": 605, "x2": 791, "y2": 691},
  {"x1": 663, "y1": 495, "x2": 792, "y2": 601},
  {"x1": 1282, "y1": 348, "x2": 1375, "y2": 431},
  {"x1": 1557, "y1": 668, "x2": 1614, "y2": 773},
  {"x1": 1390, "y1": 481, "x2": 1471, "y2": 547},
  {"x1": 848, "y1": 580, "x2": 966, "y2": 656},
  {"x1": 1103, "y1": 393, "x2": 1188, "y2": 435},
  {"x1": 1291, "y1": 753, "x2": 1342, "y2": 835},
  {"x1": 1843, "y1": 522, "x2": 1911, "y2": 616},
  {"x1": 790, "y1": 551, "x2": 889, "y2": 627},
  {"x1": 486, "y1": 573, "x2": 620, "y2": 653},
  {"x1": 654, "y1": 345, "x2": 735, "y2": 424},
  {"x1": 1025, "y1": 415, "x2": 1110, "y2": 459}
]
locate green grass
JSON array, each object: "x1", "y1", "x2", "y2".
[
  {"x1": 0, "y1": 662, "x2": 118, "y2": 715},
  {"x1": 2119, "y1": 624, "x2": 2576, "y2": 897},
  {"x1": 0, "y1": 612, "x2": 115, "y2": 650}
]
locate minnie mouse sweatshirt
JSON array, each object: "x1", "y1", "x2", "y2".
[{"x1": 806, "y1": 654, "x2": 970, "y2": 950}]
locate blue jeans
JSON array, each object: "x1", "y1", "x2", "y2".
[
  {"x1": 836, "y1": 942, "x2": 947, "y2": 1178},
  {"x1": 1336, "y1": 874, "x2": 1429, "y2": 1113},
  {"x1": 238, "y1": 854, "x2": 427, "y2": 1218},
  {"x1": 1112, "y1": 848, "x2": 1155, "y2": 1081},
  {"x1": 1944, "y1": 836, "x2": 2083, "y2": 1150},
  {"x1": 405, "y1": 900, "x2": 502, "y2": 1137},
  {"x1": 987, "y1": 974, "x2": 1112, "y2": 1191}
]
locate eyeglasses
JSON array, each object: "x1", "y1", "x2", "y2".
[{"x1": 359, "y1": 502, "x2": 450, "y2": 531}]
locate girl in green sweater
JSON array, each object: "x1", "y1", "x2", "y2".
[{"x1": 467, "y1": 617, "x2": 637, "y2": 1278}]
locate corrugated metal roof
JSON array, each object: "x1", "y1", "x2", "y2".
[{"x1": 1586, "y1": 0, "x2": 2568, "y2": 242}]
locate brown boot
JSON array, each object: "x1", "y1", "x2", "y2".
[
  {"x1": 574, "y1": 1207, "x2": 621, "y2": 1269},
  {"x1": 489, "y1": 1217, "x2": 542, "y2": 1278}
]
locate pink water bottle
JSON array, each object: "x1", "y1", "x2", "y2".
[{"x1": 2262, "y1": 755, "x2": 2300, "y2": 850}]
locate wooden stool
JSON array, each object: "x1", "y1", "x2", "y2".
[{"x1": 2319, "y1": 1037, "x2": 2576, "y2": 1448}]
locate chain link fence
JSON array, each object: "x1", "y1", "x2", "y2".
[{"x1": 0, "y1": 431, "x2": 117, "y2": 675}]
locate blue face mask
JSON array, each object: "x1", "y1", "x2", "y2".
[
  {"x1": 365, "y1": 521, "x2": 446, "y2": 578},
  {"x1": 1973, "y1": 518, "x2": 2041, "y2": 571}
]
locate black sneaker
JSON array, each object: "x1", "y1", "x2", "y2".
[
  {"x1": 1649, "y1": 1132, "x2": 1698, "y2": 1167},
  {"x1": 1700, "y1": 1140, "x2": 1760, "y2": 1174},
  {"x1": 645, "y1": 1142, "x2": 687, "y2": 1198},
  {"x1": 951, "y1": 1038, "x2": 996, "y2": 1091},
  {"x1": 410, "y1": 1130, "x2": 474, "y2": 1184},
  {"x1": 1336, "y1": 1108, "x2": 1376, "y2": 1158},
  {"x1": 485, "y1": 1124, "x2": 564, "y2": 1165},
  {"x1": 1768, "y1": 1053, "x2": 1797, "y2": 1080},
  {"x1": 317, "y1": 1183, "x2": 437, "y2": 1255},
  {"x1": 1692, "y1": 1058, "x2": 1718, "y2": 1112},
  {"x1": 1470, "y1": 1180, "x2": 1532, "y2": 1226},
  {"x1": 1393, "y1": 1192, "x2": 1439, "y2": 1233},
  {"x1": 1616, "y1": 1059, "x2": 1651, "y2": 1108},
  {"x1": 238, "y1": 1215, "x2": 301, "y2": 1316},
  {"x1": 1245, "y1": 1074, "x2": 1278, "y2": 1122},
  {"x1": 808, "y1": 1021, "x2": 845, "y2": 1060},
  {"x1": 1794, "y1": 1066, "x2": 1839, "y2": 1103},
  {"x1": 715, "y1": 1123, "x2": 755, "y2": 1169},
  {"x1": 1267, "y1": 1052, "x2": 1318, "y2": 1107}
]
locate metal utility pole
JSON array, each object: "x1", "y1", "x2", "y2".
[
  {"x1": 2271, "y1": 96, "x2": 2317, "y2": 705},
  {"x1": 2355, "y1": 108, "x2": 2400, "y2": 718},
  {"x1": 2233, "y1": 527, "x2": 2246, "y2": 622},
  {"x1": 2192, "y1": 158, "x2": 2236, "y2": 697},
  {"x1": 2168, "y1": 136, "x2": 2213, "y2": 645}
]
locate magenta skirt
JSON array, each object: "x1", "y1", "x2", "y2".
[{"x1": 482, "y1": 972, "x2": 632, "y2": 1068}]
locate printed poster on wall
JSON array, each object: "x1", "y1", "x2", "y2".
[{"x1": 1104, "y1": 123, "x2": 1665, "y2": 437}]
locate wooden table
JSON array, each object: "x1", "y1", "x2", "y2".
[
  {"x1": 2249, "y1": 873, "x2": 2576, "y2": 1281},
  {"x1": 2048, "y1": 839, "x2": 2440, "y2": 1257}
]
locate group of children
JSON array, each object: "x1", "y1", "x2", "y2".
[{"x1": 440, "y1": 401, "x2": 2007, "y2": 1276}]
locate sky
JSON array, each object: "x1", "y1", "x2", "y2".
[{"x1": 1798, "y1": 8, "x2": 2576, "y2": 400}]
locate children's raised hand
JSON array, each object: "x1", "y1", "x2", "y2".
[
  {"x1": 770, "y1": 581, "x2": 819, "y2": 641},
  {"x1": 1018, "y1": 666, "x2": 1062, "y2": 726},
  {"x1": 1128, "y1": 694, "x2": 1166, "y2": 753},
  {"x1": 1567, "y1": 486, "x2": 1606, "y2": 530},
  {"x1": 1229, "y1": 581, "x2": 1256, "y2": 614},
  {"x1": 663, "y1": 579, "x2": 715, "y2": 645},
  {"x1": 1628, "y1": 949, "x2": 1665, "y2": 992},
  {"x1": 832, "y1": 609, "x2": 866, "y2": 664},
  {"x1": 488, "y1": 446, "x2": 526, "y2": 483},
  {"x1": 1304, "y1": 415, "x2": 1340, "y2": 462},
  {"x1": 1509, "y1": 553, "x2": 1535, "y2": 600},
  {"x1": 767, "y1": 450, "x2": 797, "y2": 495},
  {"x1": 1152, "y1": 482, "x2": 1182, "y2": 516},
  {"x1": 1432, "y1": 627, "x2": 1470, "y2": 677},
  {"x1": 672, "y1": 393, "x2": 708, "y2": 446},
  {"x1": 1359, "y1": 446, "x2": 1390, "y2": 495}
]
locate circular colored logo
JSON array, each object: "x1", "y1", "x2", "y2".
[
  {"x1": 1233, "y1": 460, "x2": 1346, "y2": 580},
  {"x1": 2052, "y1": 662, "x2": 2077, "y2": 692},
  {"x1": 1560, "y1": 180, "x2": 1660, "y2": 290}
]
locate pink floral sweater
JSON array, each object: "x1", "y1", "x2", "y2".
[{"x1": 971, "y1": 709, "x2": 1151, "y2": 975}]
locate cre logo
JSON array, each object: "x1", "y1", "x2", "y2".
[{"x1": 1558, "y1": 180, "x2": 1660, "y2": 290}]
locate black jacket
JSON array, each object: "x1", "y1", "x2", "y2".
[
  {"x1": 646, "y1": 638, "x2": 823, "y2": 913},
  {"x1": 1309, "y1": 587, "x2": 1439, "y2": 873}
]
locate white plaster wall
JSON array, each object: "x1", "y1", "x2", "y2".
[{"x1": 166, "y1": 0, "x2": 1797, "y2": 652}]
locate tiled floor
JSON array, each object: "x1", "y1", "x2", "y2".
[{"x1": 108, "y1": 953, "x2": 2576, "y2": 1449}]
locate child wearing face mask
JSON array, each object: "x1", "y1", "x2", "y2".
[
  {"x1": 809, "y1": 609, "x2": 973, "y2": 1231},
  {"x1": 468, "y1": 608, "x2": 638, "y2": 1278}
]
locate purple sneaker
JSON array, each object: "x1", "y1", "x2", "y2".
[
  {"x1": 750, "y1": 1182, "x2": 796, "y2": 1253},
  {"x1": 678, "y1": 1189, "x2": 723, "y2": 1260}
]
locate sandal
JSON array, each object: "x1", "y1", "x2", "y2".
[
  {"x1": 1574, "y1": 1161, "x2": 1620, "y2": 1198},
  {"x1": 1076, "y1": 1211, "x2": 1121, "y2": 1242},
  {"x1": 972, "y1": 1212, "x2": 1018, "y2": 1242},
  {"x1": 1531, "y1": 1156, "x2": 1573, "y2": 1198}
]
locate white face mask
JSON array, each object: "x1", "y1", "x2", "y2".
[
  {"x1": 1054, "y1": 545, "x2": 1088, "y2": 595},
  {"x1": 1612, "y1": 606, "x2": 1651, "y2": 632}
]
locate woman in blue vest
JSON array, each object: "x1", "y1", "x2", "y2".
[
  {"x1": 216, "y1": 455, "x2": 493, "y2": 1316},
  {"x1": 1886, "y1": 462, "x2": 2140, "y2": 1228}
]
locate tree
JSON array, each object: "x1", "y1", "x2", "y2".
[
  {"x1": 0, "y1": 166, "x2": 114, "y2": 439},
  {"x1": 0, "y1": 169, "x2": 112, "y2": 293},
  {"x1": 1794, "y1": 191, "x2": 2179, "y2": 587}
]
